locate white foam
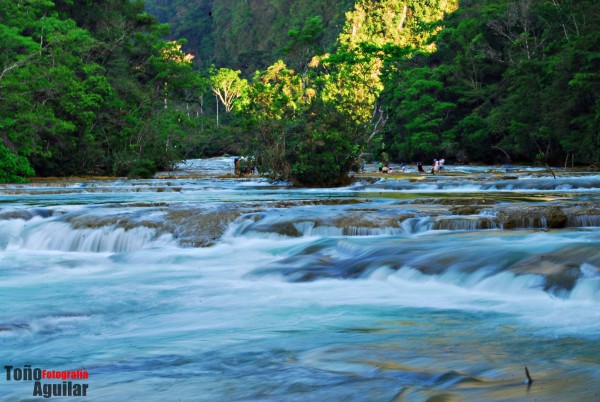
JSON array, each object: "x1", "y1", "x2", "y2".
[{"x1": 1, "y1": 216, "x2": 175, "y2": 253}]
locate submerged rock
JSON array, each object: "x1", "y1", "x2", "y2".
[
  {"x1": 449, "y1": 206, "x2": 486, "y2": 215},
  {"x1": 546, "y1": 206, "x2": 568, "y2": 228},
  {"x1": 0, "y1": 208, "x2": 57, "y2": 220},
  {"x1": 497, "y1": 206, "x2": 567, "y2": 229},
  {"x1": 166, "y1": 207, "x2": 247, "y2": 247}
]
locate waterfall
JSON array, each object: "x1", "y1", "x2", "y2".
[
  {"x1": 0, "y1": 216, "x2": 174, "y2": 253},
  {"x1": 433, "y1": 217, "x2": 500, "y2": 231},
  {"x1": 566, "y1": 214, "x2": 600, "y2": 227}
]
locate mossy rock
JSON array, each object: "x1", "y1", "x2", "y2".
[{"x1": 497, "y1": 206, "x2": 567, "y2": 229}]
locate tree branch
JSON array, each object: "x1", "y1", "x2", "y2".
[
  {"x1": 491, "y1": 145, "x2": 512, "y2": 162},
  {"x1": 0, "y1": 51, "x2": 40, "y2": 82},
  {"x1": 366, "y1": 106, "x2": 387, "y2": 143},
  {"x1": 525, "y1": 366, "x2": 533, "y2": 385}
]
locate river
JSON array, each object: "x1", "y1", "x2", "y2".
[{"x1": 1, "y1": 157, "x2": 599, "y2": 401}]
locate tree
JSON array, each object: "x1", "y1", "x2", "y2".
[
  {"x1": 0, "y1": 0, "x2": 211, "y2": 181},
  {"x1": 242, "y1": 59, "x2": 367, "y2": 187},
  {"x1": 208, "y1": 67, "x2": 248, "y2": 113},
  {"x1": 283, "y1": 15, "x2": 324, "y2": 84}
]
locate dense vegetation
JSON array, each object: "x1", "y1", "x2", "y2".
[
  {"x1": 381, "y1": 0, "x2": 600, "y2": 167},
  {"x1": 1, "y1": 0, "x2": 202, "y2": 181},
  {"x1": 1, "y1": 0, "x2": 598, "y2": 185},
  {"x1": 144, "y1": 0, "x2": 355, "y2": 74}
]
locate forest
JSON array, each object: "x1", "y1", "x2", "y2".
[{"x1": 1, "y1": 0, "x2": 599, "y2": 185}]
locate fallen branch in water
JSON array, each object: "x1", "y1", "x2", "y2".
[
  {"x1": 545, "y1": 163, "x2": 556, "y2": 179},
  {"x1": 525, "y1": 366, "x2": 533, "y2": 384}
]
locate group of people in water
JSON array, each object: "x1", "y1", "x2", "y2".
[
  {"x1": 376, "y1": 158, "x2": 445, "y2": 174},
  {"x1": 430, "y1": 158, "x2": 445, "y2": 174},
  {"x1": 233, "y1": 156, "x2": 445, "y2": 176},
  {"x1": 234, "y1": 157, "x2": 257, "y2": 176}
]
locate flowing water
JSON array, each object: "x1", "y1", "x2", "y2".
[{"x1": 1, "y1": 158, "x2": 599, "y2": 401}]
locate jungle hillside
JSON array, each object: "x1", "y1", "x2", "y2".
[{"x1": 1, "y1": 0, "x2": 599, "y2": 185}]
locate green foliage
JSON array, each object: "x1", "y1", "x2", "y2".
[
  {"x1": 208, "y1": 67, "x2": 248, "y2": 112},
  {"x1": 2, "y1": 0, "x2": 598, "y2": 184},
  {"x1": 144, "y1": 0, "x2": 356, "y2": 74},
  {"x1": 122, "y1": 158, "x2": 156, "y2": 179},
  {"x1": 339, "y1": 0, "x2": 457, "y2": 49},
  {"x1": 286, "y1": 100, "x2": 361, "y2": 187},
  {"x1": 0, "y1": 0, "x2": 207, "y2": 181},
  {"x1": 0, "y1": 144, "x2": 35, "y2": 183},
  {"x1": 283, "y1": 16, "x2": 325, "y2": 73},
  {"x1": 142, "y1": 0, "x2": 599, "y2": 178},
  {"x1": 242, "y1": 61, "x2": 362, "y2": 186},
  {"x1": 382, "y1": 0, "x2": 600, "y2": 165},
  {"x1": 385, "y1": 65, "x2": 457, "y2": 160}
]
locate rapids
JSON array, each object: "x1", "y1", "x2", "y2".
[{"x1": 1, "y1": 158, "x2": 599, "y2": 401}]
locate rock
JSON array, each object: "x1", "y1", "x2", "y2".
[{"x1": 497, "y1": 206, "x2": 567, "y2": 229}]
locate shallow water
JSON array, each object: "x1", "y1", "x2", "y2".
[{"x1": 1, "y1": 158, "x2": 599, "y2": 401}]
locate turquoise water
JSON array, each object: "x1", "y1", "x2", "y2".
[{"x1": 1, "y1": 158, "x2": 599, "y2": 401}]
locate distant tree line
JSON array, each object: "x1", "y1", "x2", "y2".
[{"x1": 1, "y1": 0, "x2": 598, "y2": 185}]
